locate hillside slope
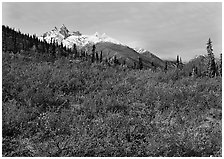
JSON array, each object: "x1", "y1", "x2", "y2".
[
  {"x1": 140, "y1": 50, "x2": 165, "y2": 68},
  {"x1": 84, "y1": 42, "x2": 165, "y2": 68}
]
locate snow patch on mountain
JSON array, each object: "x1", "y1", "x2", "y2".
[{"x1": 133, "y1": 47, "x2": 148, "y2": 54}]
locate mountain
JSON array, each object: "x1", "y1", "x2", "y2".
[
  {"x1": 82, "y1": 42, "x2": 165, "y2": 68},
  {"x1": 40, "y1": 25, "x2": 165, "y2": 68},
  {"x1": 63, "y1": 32, "x2": 124, "y2": 49},
  {"x1": 134, "y1": 48, "x2": 165, "y2": 68},
  {"x1": 40, "y1": 24, "x2": 123, "y2": 48},
  {"x1": 84, "y1": 42, "x2": 143, "y2": 66}
]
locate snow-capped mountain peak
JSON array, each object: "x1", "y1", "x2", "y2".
[{"x1": 41, "y1": 25, "x2": 124, "y2": 49}]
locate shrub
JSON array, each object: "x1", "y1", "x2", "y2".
[{"x1": 2, "y1": 52, "x2": 222, "y2": 157}]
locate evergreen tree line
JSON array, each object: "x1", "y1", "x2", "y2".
[
  {"x1": 2, "y1": 25, "x2": 165, "y2": 71},
  {"x1": 164, "y1": 55, "x2": 184, "y2": 72},
  {"x1": 2, "y1": 25, "x2": 221, "y2": 76},
  {"x1": 190, "y1": 38, "x2": 222, "y2": 77},
  {"x1": 2, "y1": 25, "x2": 72, "y2": 59},
  {"x1": 2, "y1": 25, "x2": 143, "y2": 69},
  {"x1": 164, "y1": 38, "x2": 222, "y2": 78}
]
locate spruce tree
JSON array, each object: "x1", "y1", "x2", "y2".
[
  {"x1": 92, "y1": 45, "x2": 96, "y2": 63},
  {"x1": 92, "y1": 45, "x2": 96, "y2": 53},
  {"x1": 206, "y1": 38, "x2": 216, "y2": 77},
  {"x1": 46, "y1": 41, "x2": 50, "y2": 54},
  {"x1": 96, "y1": 52, "x2": 99, "y2": 62},
  {"x1": 138, "y1": 57, "x2": 143, "y2": 70},
  {"x1": 73, "y1": 44, "x2": 77, "y2": 58},
  {"x1": 105, "y1": 58, "x2": 108, "y2": 65},
  {"x1": 82, "y1": 50, "x2": 85, "y2": 58},
  {"x1": 133, "y1": 62, "x2": 136, "y2": 69},
  {"x1": 164, "y1": 61, "x2": 168, "y2": 72},
  {"x1": 151, "y1": 62, "x2": 155, "y2": 71},
  {"x1": 179, "y1": 57, "x2": 183, "y2": 69},
  {"x1": 219, "y1": 53, "x2": 222, "y2": 76},
  {"x1": 52, "y1": 40, "x2": 56, "y2": 59},
  {"x1": 100, "y1": 51, "x2": 103, "y2": 63},
  {"x1": 113, "y1": 56, "x2": 117, "y2": 65}
]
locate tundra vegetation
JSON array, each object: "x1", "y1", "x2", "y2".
[{"x1": 2, "y1": 25, "x2": 222, "y2": 157}]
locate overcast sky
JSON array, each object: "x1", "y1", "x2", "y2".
[{"x1": 2, "y1": 2, "x2": 222, "y2": 61}]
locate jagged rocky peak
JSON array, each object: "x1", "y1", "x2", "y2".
[
  {"x1": 59, "y1": 24, "x2": 69, "y2": 38},
  {"x1": 58, "y1": 24, "x2": 82, "y2": 37},
  {"x1": 60, "y1": 24, "x2": 68, "y2": 31}
]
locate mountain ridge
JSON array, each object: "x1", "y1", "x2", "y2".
[
  {"x1": 41, "y1": 25, "x2": 123, "y2": 48},
  {"x1": 40, "y1": 25, "x2": 165, "y2": 68}
]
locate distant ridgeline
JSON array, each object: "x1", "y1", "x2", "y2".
[{"x1": 2, "y1": 25, "x2": 222, "y2": 77}]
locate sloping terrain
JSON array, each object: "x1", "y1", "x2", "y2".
[
  {"x1": 84, "y1": 42, "x2": 165, "y2": 68},
  {"x1": 140, "y1": 50, "x2": 165, "y2": 68}
]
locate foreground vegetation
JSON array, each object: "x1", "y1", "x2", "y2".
[{"x1": 2, "y1": 50, "x2": 222, "y2": 157}]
